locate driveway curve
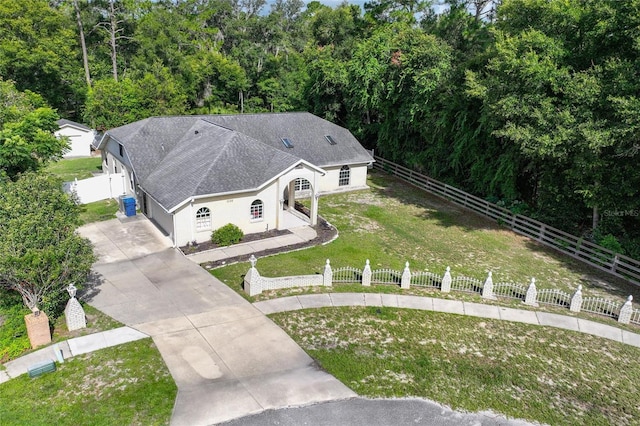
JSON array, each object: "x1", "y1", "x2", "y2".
[
  {"x1": 79, "y1": 216, "x2": 354, "y2": 425},
  {"x1": 80, "y1": 216, "x2": 540, "y2": 426}
]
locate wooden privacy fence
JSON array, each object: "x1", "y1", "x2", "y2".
[
  {"x1": 373, "y1": 156, "x2": 640, "y2": 286},
  {"x1": 245, "y1": 257, "x2": 640, "y2": 326}
]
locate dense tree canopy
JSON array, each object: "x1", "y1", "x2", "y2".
[
  {"x1": 1, "y1": 0, "x2": 638, "y2": 255},
  {"x1": 0, "y1": 173, "x2": 95, "y2": 319},
  {"x1": 0, "y1": 80, "x2": 67, "y2": 179}
]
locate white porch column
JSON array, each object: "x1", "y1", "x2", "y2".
[
  {"x1": 310, "y1": 192, "x2": 319, "y2": 226},
  {"x1": 288, "y1": 180, "x2": 296, "y2": 210}
]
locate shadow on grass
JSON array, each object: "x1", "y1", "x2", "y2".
[
  {"x1": 368, "y1": 170, "x2": 503, "y2": 232},
  {"x1": 368, "y1": 169, "x2": 640, "y2": 301},
  {"x1": 521, "y1": 238, "x2": 640, "y2": 300}
]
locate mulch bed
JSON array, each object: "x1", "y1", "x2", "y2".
[
  {"x1": 179, "y1": 228, "x2": 292, "y2": 254},
  {"x1": 197, "y1": 216, "x2": 337, "y2": 269}
]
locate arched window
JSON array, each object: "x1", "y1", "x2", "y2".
[
  {"x1": 250, "y1": 199, "x2": 263, "y2": 219},
  {"x1": 339, "y1": 165, "x2": 350, "y2": 186},
  {"x1": 196, "y1": 207, "x2": 211, "y2": 230},
  {"x1": 295, "y1": 178, "x2": 310, "y2": 191}
]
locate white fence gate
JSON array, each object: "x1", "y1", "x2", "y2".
[{"x1": 63, "y1": 173, "x2": 126, "y2": 204}]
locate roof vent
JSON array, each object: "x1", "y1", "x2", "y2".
[
  {"x1": 281, "y1": 138, "x2": 294, "y2": 148},
  {"x1": 195, "y1": 130, "x2": 199, "y2": 135},
  {"x1": 325, "y1": 135, "x2": 337, "y2": 145}
]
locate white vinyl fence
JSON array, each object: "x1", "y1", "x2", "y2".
[
  {"x1": 245, "y1": 257, "x2": 640, "y2": 326},
  {"x1": 373, "y1": 156, "x2": 640, "y2": 286},
  {"x1": 63, "y1": 173, "x2": 126, "y2": 204}
]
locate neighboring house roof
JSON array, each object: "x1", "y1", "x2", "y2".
[
  {"x1": 99, "y1": 112, "x2": 374, "y2": 212},
  {"x1": 56, "y1": 119, "x2": 92, "y2": 132}
]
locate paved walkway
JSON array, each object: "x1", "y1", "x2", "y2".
[
  {"x1": 77, "y1": 217, "x2": 354, "y2": 426},
  {"x1": 254, "y1": 293, "x2": 640, "y2": 348},
  {"x1": 186, "y1": 226, "x2": 317, "y2": 264},
  {"x1": 0, "y1": 326, "x2": 147, "y2": 384}
]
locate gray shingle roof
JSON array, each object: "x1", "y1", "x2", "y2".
[
  {"x1": 103, "y1": 113, "x2": 373, "y2": 211},
  {"x1": 57, "y1": 119, "x2": 91, "y2": 131},
  {"x1": 203, "y1": 112, "x2": 373, "y2": 167}
]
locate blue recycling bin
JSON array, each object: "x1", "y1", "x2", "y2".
[{"x1": 122, "y1": 196, "x2": 136, "y2": 217}]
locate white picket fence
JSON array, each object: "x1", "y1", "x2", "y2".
[
  {"x1": 246, "y1": 257, "x2": 640, "y2": 326},
  {"x1": 63, "y1": 173, "x2": 126, "y2": 204}
]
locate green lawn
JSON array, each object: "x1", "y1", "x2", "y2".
[
  {"x1": 45, "y1": 157, "x2": 102, "y2": 181},
  {"x1": 212, "y1": 170, "x2": 639, "y2": 303},
  {"x1": 79, "y1": 198, "x2": 119, "y2": 224},
  {"x1": 1, "y1": 301, "x2": 123, "y2": 364},
  {"x1": 272, "y1": 306, "x2": 640, "y2": 426},
  {"x1": 0, "y1": 339, "x2": 176, "y2": 425}
]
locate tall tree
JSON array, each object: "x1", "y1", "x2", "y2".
[
  {"x1": 347, "y1": 24, "x2": 452, "y2": 155},
  {"x1": 467, "y1": 0, "x2": 640, "y2": 245},
  {"x1": 0, "y1": 173, "x2": 95, "y2": 320},
  {"x1": 0, "y1": 0, "x2": 83, "y2": 114},
  {"x1": 71, "y1": 0, "x2": 92, "y2": 88},
  {"x1": 0, "y1": 80, "x2": 67, "y2": 179}
]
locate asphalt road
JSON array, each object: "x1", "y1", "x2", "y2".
[{"x1": 221, "y1": 397, "x2": 540, "y2": 426}]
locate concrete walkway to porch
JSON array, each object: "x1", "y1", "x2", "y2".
[
  {"x1": 186, "y1": 221, "x2": 317, "y2": 265},
  {"x1": 187, "y1": 212, "x2": 317, "y2": 264}
]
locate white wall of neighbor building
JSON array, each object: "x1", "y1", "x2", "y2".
[{"x1": 55, "y1": 126, "x2": 95, "y2": 158}]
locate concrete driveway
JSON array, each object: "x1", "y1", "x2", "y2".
[{"x1": 79, "y1": 216, "x2": 354, "y2": 425}]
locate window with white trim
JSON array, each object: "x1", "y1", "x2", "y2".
[
  {"x1": 294, "y1": 178, "x2": 310, "y2": 191},
  {"x1": 250, "y1": 200, "x2": 263, "y2": 219},
  {"x1": 339, "y1": 165, "x2": 350, "y2": 186},
  {"x1": 196, "y1": 207, "x2": 211, "y2": 230}
]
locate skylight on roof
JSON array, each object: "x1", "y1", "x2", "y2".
[
  {"x1": 281, "y1": 137, "x2": 294, "y2": 148},
  {"x1": 325, "y1": 135, "x2": 337, "y2": 145}
]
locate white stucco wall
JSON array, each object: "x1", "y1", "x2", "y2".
[
  {"x1": 56, "y1": 126, "x2": 95, "y2": 158},
  {"x1": 170, "y1": 165, "x2": 321, "y2": 246},
  {"x1": 102, "y1": 144, "x2": 136, "y2": 196},
  {"x1": 319, "y1": 163, "x2": 369, "y2": 193},
  {"x1": 172, "y1": 185, "x2": 279, "y2": 246},
  {"x1": 146, "y1": 196, "x2": 174, "y2": 239}
]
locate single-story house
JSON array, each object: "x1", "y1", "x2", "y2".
[
  {"x1": 55, "y1": 119, "x2": 97, "y2": 158},
  {"x1": 96, "y1": 112, "x2": 374, "y2": 247}
]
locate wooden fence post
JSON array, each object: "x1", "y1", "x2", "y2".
[
  {"x1": 401, "y1": 262, "x2": 411, "y2": 289},
  {"x1": 611, "y1": 255, "x2": 619, "y2": 273},
  {"x1": 362, "y1": 259, "x2": 372, "y2": 287}
]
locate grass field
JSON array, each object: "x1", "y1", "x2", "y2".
[
  {"x1": 212, "y1": 170, "x2": 639, "y2": 304},
  {"x1": 213, "y1": 169, "x2": 640, "y2": 424},
  {"x1": 79, "y1": 198, "x2": 119, "y2": 224},
  {"x1": 271, "y1": 306, "x2": 640, "y2": 426},
  {"x1": 45, "y1": 157, "x2": 102, "y2": 181},
  {"x1": 0, "y1": 339, "x2": 176, "y2": 425}
]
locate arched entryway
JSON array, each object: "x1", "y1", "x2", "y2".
[{"x1": 279, "y1": 177, "x2": 318, "y2": 229}]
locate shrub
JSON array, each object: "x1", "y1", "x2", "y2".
[
  {"x1": 211, "y1": 223, "x2": 243, "y2": 246},
  {"x1": 0, "y1": 304, "x2": 31, "y2": 363},
  {"x1": 597, "y1": 233, "x2": 624, "y2": 254}
]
